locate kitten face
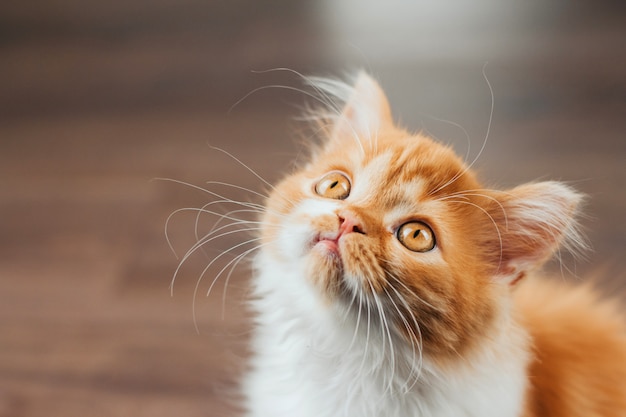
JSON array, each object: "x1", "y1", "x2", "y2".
[
  {"x1": 262, "y1": 131, "x2": 499, "y2": 357},
  {"x1": 258, "y1": 72, "x2": 582, "y2": 359}
]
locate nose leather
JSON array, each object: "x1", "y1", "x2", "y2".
[{"x1": 337, "y1": 209, "x2": 366, "y2": 236}]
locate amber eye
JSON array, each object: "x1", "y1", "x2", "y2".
[
  {"x1": 397, "y1": 221, "x2": 436, "y2": 252},
  {"x1": 315, "y1": 172, "x2": 351, "y2": 200}
]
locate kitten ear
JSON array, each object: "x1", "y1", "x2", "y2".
[
  {"x1": 332, "y1": 71, "x2": 393, "y2": 142},
  {"x1": 485, "y1": 181, "x2": 586, "y2": 284}
]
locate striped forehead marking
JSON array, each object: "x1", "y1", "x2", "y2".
[{"x1": 350, "y1": 151, "x2": 427, "y2": 209}]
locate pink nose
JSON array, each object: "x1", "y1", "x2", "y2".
[{"x1": 338, "y1": 211, "x2": 366, "y2": 236}]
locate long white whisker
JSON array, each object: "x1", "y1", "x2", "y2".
[
  {"x1": 217, "y1": 242, "x2": 268, "y2": 319},
  {"x1": 386, "y1": 273, "x2": 439, "y2": 313},
  {"x1": 228, "y1": 84, "x2": 334, "y2": 115},
  {"x1": 383, "y1": 285, "x2": 416, "y2": 393},
  {"x1": 192, "y1": 203, "x2": 274, "y2": 259},
  {"x1": 202, "y1": 237, "x2": 263, "y2": 296},
  {"x1": 348, "y1": 288, "x2": 364, "y2": 351},
  {"x1": 205, "y1": 181, "x2": 270, "y2": 200},
  {"x1": 435, "y1": 192, "x2": 508, "y2": 230},
  {"x1": 446, "y1": 199, "x2": 504, "y2": 272},
  {"x1": 183, "y1": 222, "x2": 263, "y2": 265},
  {"x1": 165, "y1": 203, "x2": 260, "y2": 258},
  {"x1": 233, "y1": 68, "x2": 370, "y2": 156},
  {"x1": 384, "y1": 279, "x2": 424, "y2": 392},
  {"x1": 155, "y1": 177, "x2": 269, "y2": 212},
  {"x1": 371, "y1": 286, "x2": 396, "y2": 396},
  {"x1": 191, "y1": 236, "x2": 263, "y2": 333},
  {"x1": 207, "y1": 147, "x2": 301, "y2": 208},
  {"x1": 168, "y1": 206, "x2": 262, "y2": 231},
  {"x1": 368, "y1": 284, "x2": 386, "y2": 363},
  {"x1": 303, "y1": 76, "x2": 367, "y2": 155},
  {"x1": 438, "y1": 188, "x2": 516, "y2": 200},
  {"x1": 358, "y1": 290, "x2": 373, "y2": 381},
  {"x1": 251, "y1": 68, "x2": 345, "y2": 118},
  {"x1": 170, "y1": 226, "x2": 263, "y2": 296},
  {"x1": 428, "y1": 63, "x2": 494, "y2": 196},
  {"x1": 423, "y1": 114, "x2": 472, "y2": 165}
]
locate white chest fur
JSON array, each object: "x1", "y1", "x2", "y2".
[{"x1": 244, "y1": 255, "x2": 530, "y2": 417}]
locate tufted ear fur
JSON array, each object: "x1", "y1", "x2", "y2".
[
  {"x1": 484, "y1": 181, "x2": 586, "y2": 284},
  {"x1": 331, "y1": 72, "x2": 393, "y2": 143}
]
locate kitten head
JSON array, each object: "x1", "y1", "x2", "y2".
[{"x1": 259, "y1": 72, "x2": 584, "y2": 358}]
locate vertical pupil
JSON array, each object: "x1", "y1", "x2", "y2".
[
  {"x1": 330, "y1": 180, "x2": 339, "y2": 189},
  {"x1": 412, "y1": 229, "x2": 421, "y2": 239}
]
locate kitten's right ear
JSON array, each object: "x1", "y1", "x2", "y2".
[
  {"x1": 484, "y1": 181, "x2": 586, "y2": 284},
  {"x1": 331, "y1": 72, "x2": 394, "y2": 143}
]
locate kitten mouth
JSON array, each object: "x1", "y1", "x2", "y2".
[
  {"x1": 311, "y1": 225, "x2": 362, "y2": 258},
  {"x1": 312, "y1": 234, "x2": 342, "y2": 256}
]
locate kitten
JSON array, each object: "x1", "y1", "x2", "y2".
[{"x1": 242, "y1": 72, "x2": 626, "y2": 417}]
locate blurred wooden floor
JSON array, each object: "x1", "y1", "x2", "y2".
[{"x1": 0, "y1": 1, "x2": 625, "y2": 416}]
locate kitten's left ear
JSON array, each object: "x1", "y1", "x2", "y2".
[
  {"x1": 484, "y1": 181, "x2": 586, "y2": 284},
  {"x1": 332, "y1": 71, "x2": 394, "y2": 142}
]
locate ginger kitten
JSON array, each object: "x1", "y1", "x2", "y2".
[{"x1": 241, "y1": 72, "x2": 626, "y2": 417}]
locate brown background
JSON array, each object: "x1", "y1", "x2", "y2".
[{"x1": 1, "y1": 1, "x2": 625, "y2": 416}]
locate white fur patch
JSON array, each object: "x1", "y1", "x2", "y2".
[
  {"x1": 276, "y1": 198, "x2": 340, "y2": 257},
  {"x1": 350, "y1": 151, "x2": 394, "y2": 204},
  {"x1": 246, "y1": 255, "x2": 530, "y2": 417}
]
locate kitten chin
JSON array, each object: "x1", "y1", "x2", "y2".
[{"x1": 305, "y1": 244, "x2": 343, "y2": 298}]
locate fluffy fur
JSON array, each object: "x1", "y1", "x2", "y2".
[{"x1": 241, "y1": 72, "x2": 626, "y2": 416}]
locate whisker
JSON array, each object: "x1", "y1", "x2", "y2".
[
  {"x1": 371, "y1": 286, "x2": 396, "y2": 396},
  {"x1": 207, "y1": 147, "x2": 300, "y2": 207},
  {"x1": 190, "y1": 237, "x2": 264, "y2": 333},
  {"x1": 155, "y1": 177, "x2": 269, "y2": 212},
  {"x1": 192, "y1": 203, "x2": 274, "y2": 258},
  {"x1": 382, "y1": 285, "x2": 417, "y2": 392},
  {"x1": 202, "y1": 237, "x2": 264, "y2": 296},
  {"x1": 435, "y1": 191, "x2": 509, "y2": 230},
  {"x1": 384, "y1": 279, "x2": 424, "y2": 392},
  {"x1": 251, "y1": 68, "x2": 344, "y2": 118},
  {"x1": 170, "y1": 206, "x2": 263, "y2": 231},
  {"x1": 204, "y1": 180, "x2": 270, "y2": 200},
  {"x1": 358, "y1": 289, "x2": 373, "y2": 381},
  {"x1": 385, "y1": 274, "x2": 428, "y2": 392},
  {"x1": 428, "y1": 63, "x2": 494, "y2": 196},
  {"x1": 246, "y1": 68, "x2": 371, "y2": 155},
  {"x1": 166, "y1": 205, "x2": 258, "y2": 259},
  {"x1": 241, "y1": 69, "x2": 370, "y2": 156},
  {"x1": 170, "y1": 226, "x2": 264, "y2": 296},
  {"x1": 217, "y1": 243, "x2": 268, "y2": 320},
  {"x1": 348, "y1": 287, "x2": 364, "y2": 351},
  {"x1": 421, "y1": 114, "x2": 472, "y2": 166},
  {"x1": 228, "y1": 84, "x2": 339, "y2": 116},
  {"x1": 307, "y1": 76, "x2": 367, "y2": 155},
  {"x1": 445, "y1": 199, "x2": 504, "y2": 273},
  {"x1": 386, "y1": 273, "x2": 440, "y2": 313}
]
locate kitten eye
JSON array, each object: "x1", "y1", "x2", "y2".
[
  {"x1": 397, "y1": 221, "x2": 436, "y2": 252},
  {"x1": 315, "y1": 172, "x2": 351, "y2": 200}
]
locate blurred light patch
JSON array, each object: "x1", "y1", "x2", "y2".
[{"x1": 318, "y1": 0, "x2": 562, "y2": 64}]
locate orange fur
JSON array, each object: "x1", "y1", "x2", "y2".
[
  {"x1": 516, "y1": 278, "x2": 626, "y2": 417},
  {"x1": 258, "y1": 72, "x2": 626, "y2": 415}
]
